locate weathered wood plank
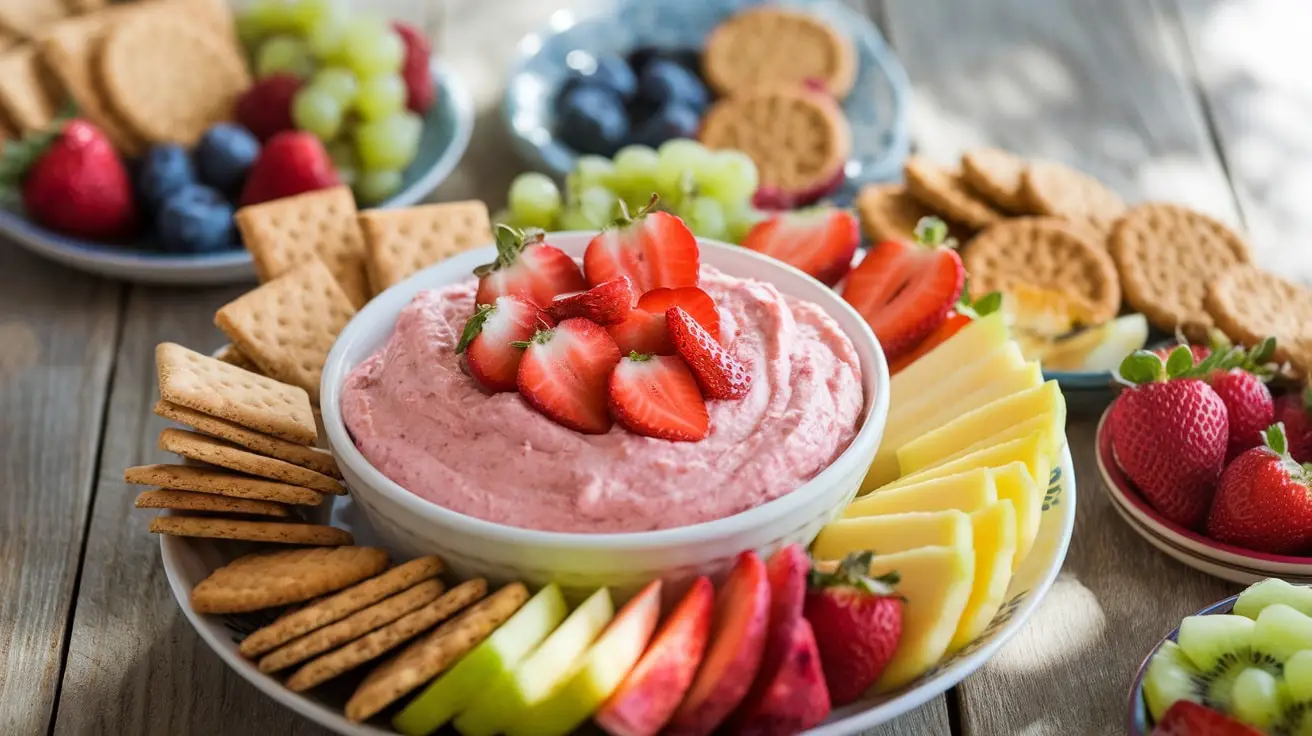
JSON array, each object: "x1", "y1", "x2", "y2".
[
  {"x1": 0, "y1": 246, "x2": 121, "y2": 734},
  {"x1": 50, "y1": 285, "x2": 330, "y2": 736},
  {"x1": 878, "y1": 0, "x2": 1240, "y2": 732},
  {"x1": 1172, "y1": 0, "x2": 1312, "y2": 279}
]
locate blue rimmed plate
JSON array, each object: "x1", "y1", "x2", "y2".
[
  {"x1": 0, "y1": 58, "x2": 474, "y2": 285},
  {"x1": 502, "y1": 0, "x2": 911, "y2": 205}
]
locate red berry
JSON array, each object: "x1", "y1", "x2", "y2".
[
  {"x1": 547, "y1": 276, "x2": 635, "y2": 326},
  {"x1": 1276, "y1": 388, "x2": 1312, "y2": 463},
  {"x1": 474, "y1": 225, "x2": 588, "y2": 308},
  {"x1": 392, "y1": 22, "x2": 436, "y2": 114},
  {"x1": 238, "y1": 131, "x2": 340, "y2": 206},
  {"x1": 1207, "y1": 368, "x2": 1274, "y2": 462},
  {"x1": 16, "y1": 119, "x2": 138, "y2": 240},
  {"x1": 235, "y1": 74, "x2": 302, "y2": 142},
  {"x1": 608, "y1": 353, "x2": 709, "y2": 441},
  {"x1": 583, "y1": 196, "x2": 700, "y2": 292},
  {"x1": 607, "y1": 286, "x2": 720, "y2": 356},
  {"x1": 457, "y1": 296, "x2": 553, "y2": 393},
  {"x1": 803, "y1": 552, "x2": 903, "y2": 706},
  {"x1": 515, "y1": 318, "x2": 621, "y2": 433},
  {"x1": 1206, "y1": 423, "x2": 1312, "y2": 554},
  {"x1": 667, "y1": 307, "x2": 751, "y2": 400},
  {"x1": 1151, "y1": 700, "x2": 1264, "y2": 736},
  {"x1": 740, "y1": 206, "x2": 859, "y2": 286}
]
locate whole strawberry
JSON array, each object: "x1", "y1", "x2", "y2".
[
  {"x1": 235, "y1": 74, "x2": 301, "y2": 142},
  {"x1": 392, "y1": 21, "x2": 436, "y2": 114},
  {"x1": 1206, "y1": 423, "x2": 1312, "y2": 554},
  {"x1": 1275, "y1": 386, "x2": 1312, "y2": 463},
  {"x1": 1209, "y1": 368, "x2": 1274, "y2": 462},
  {"x1": 239, "y1": 131, "x2": 340, "y2": 206},
  {"x1": 1109, "y1": 347, "x2": 1229, "y2": 529},
  {"x1": 4, "y1": 119, "x2": 138, "y2": 239},
  {"x1": 802, "y1": 551, "x2": 903, "y2": 706}
]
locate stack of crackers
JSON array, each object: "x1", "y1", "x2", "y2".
[
  {"x1": 188, "y1": 544, "x2": 530, "y2": 723},
  {"x1": 0, "y1": 0, "x2": 247, "y2": 155}
]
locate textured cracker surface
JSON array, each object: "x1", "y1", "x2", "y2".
[
  {"x1": 157, "y1": 428, "x2": 342, "y2": 493},
  {"x1": 1020, "y1": 161, "x2": 1126, "y2": 233},
  {"x1": 123, "y1": 463, "x2": 324, "y2": 505},
  {"x1": 903, "y1": 156, "x2": 1002, "y2": 230},
  {"x1": 189, "y1": 547, "x2": 389, "y2": 614},
  {"x1": 961, "y1": 148, "x2": 1031, "y2": 213},
  {"x1": 701, "y1": 7, "x2": 856, "y2": 99},
  {"x1": 150, "y1": 515, "x2": 352, "y2": 546},
  {"x1": 154, "y1": 400, "x2": 340, "y2": 478},
  {"x1": 360, "y1": 201, "x2": 493, "y2": 293},
  {"x1": 1205, "y1": 265, "x2": 1312, "y2": 370},
  {"x1": 133, "y1": 489, "x2": 291, "y2": 517}
]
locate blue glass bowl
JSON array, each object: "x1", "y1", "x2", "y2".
[{"x1": 502, "y1": 0, "x2": 911, "y2": 205}]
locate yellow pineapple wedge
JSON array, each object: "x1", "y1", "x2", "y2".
[
  {"x1": 991, "y1": 462, "x2": 1041, "y2": 566},
  {"x1": 843, "y1": 468, "x2": 998, "y2": 518},
  {"x1": 813, "y1": 509, "x2": 972, "y2": 560},
  {"x1": 949, "y1": 500, "x2": 1018, "y2": 653},
  {"x1": 890, "y1": 311, "x2": 1010, "y2": 399},
  {"x1": 890, "y1": 341, "x2": 1025, "y2": 419},
  {"x1": 877, "y1": 430, "x2": 1052, "y2": 495}
]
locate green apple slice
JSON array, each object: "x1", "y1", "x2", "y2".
[
  {"x1": 454, "y1": 587, "x2": 614, "y2": 736},
  {"x1": 507, "y1": 581, "x2": 662, "y2": 736},
  {"x1": 392, "y1": 583, "x2": 569, "y2": 736}
]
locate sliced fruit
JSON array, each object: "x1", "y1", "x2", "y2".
[
  {"x1": 948, "y1": 500, "x2": 1017, "y2": 653},
  {"x1": 803, "y1": 552, "x2": 902, "y2": 707},
  {"x1": 664, "y1": 551, "x2": 771, "y2": 736},
  {"x1": 889, "y1": 310, "x2": 1009, "y2": 398},
  {"x1": 475, "y1": 225, "x2": 588, "y2": 307},
  {"x1": 739, "y1": 206, "x2": 859, "y2": 287},
  {"x1": 730, "y1": 544, "x2": 810, "y2": 731},
  {"x1": 607, "y1": 353, "x2": 709, "y2": 441},
  {"x1": 457, "y1": 296, "x2": 554, "y2": 393},
  {"x1": 1175, "y1": 614, "x2": 1260, "y2": 712},
  {"x1": 1042, "y1": 313, "x2": 1149, "y2": 372},
  {"x1": 516, "y1": 318, "x2": 622, "y2": 434},
  {"x1": 990, "y1": 462, "x2": 1042, "y2": 567},
  {"x1": 547, "y1": 276, "x2": 636, "y2": 326},
  {"x1": 890, "y1": 332, "x2": 1023, "y2": 418},
  {"x1": 393, "y1": 584, "x2": 569, "y2": 736},
  {"x1": 607, "y1": 286, "x2": 720, "y2": 356},
  {"x1": 1143, "y1": 640, "x2": 1203, "y2": 722},
  {"x1": 876, "y1": 430, "x2": 1052, "y2": 496},
  {"x1": 729, "y1": 618, "x2": 831, "y2": 733},
  {"x1": 1277, "y1": 650, "x2": 1312, "y2": 733},
  {"x1": 887, "y1": 286, "x2": 1002, "y2": 376},
  {"x1": 841, "y1": 217, "x2": 965, "y2": 361},
  {"x1": 596, "y1": 578, "x2": 714, "y2": 736},
  {"x1": 1152, "y1": 700, "x2": 1264, "y2": 736},
  {"x1": 843, "y1": 468, "x2": 998, "y2": 519},
  {"x1": 896, "y1": 381, "x2": 1066, "y2": 475},
  {"x1": 813, "y1": 510, "x2": 972, "y2": 560},
  {"x1": 583, "y1": 196, "x2": 700, "y2": 291},
  {"x1": 454, "y1": 588, "x2": 615, "y2": 736},
  {"x1": 1252, "y1": 603, "x2": 1312, "y2": 664},
  {"x1": 1230, "y1": 667, "x2": 1280, "y2": 730},
  {"x1": 508, "y1": 582, "x2": 662, "y2": 736},
  {"x1": 1233, "y1": 578, "x2": 1312, "y2": 619},
  {"x1": 668, "y1": 306, "x2": 751, "y2": 400}
]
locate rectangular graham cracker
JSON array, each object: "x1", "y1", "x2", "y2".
[
  {"x1": 158, "y1": 428, "x2": 344, "y2": 494},
  {"x1": 154, "y1": 400, "x2": 340, "y2": 478},
  {"x1": 124, "y1": 463, "x2": 324, "y2": 506},
  {"x1": 235, "y1": 186, "x2": 372, "y2": 309},
  {"x1": 214, "y1": 259, "x2": 357, "y2": 402},
  {"x1": 149, "y1": 516, "x2": 353, "y2": 546},
  {"x1": 0, "y1": 0, "x2": 68, "y2": 38},
  {"x1": 215, "y1": 343, "x2": 261, "y2": 373},
  {"x1": 134, "y1": 489, "x2": 292, "y2": 518},
  {"x1": 156, "y1": 342, "x2": 317, "y2": 445},
  {"x1": 0, "y1": 45, "x2": 56, "y2": 133},
  {"x1": 359, "y1": 201, "x2": 493, "y2": 295}
]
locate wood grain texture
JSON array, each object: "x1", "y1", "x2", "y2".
[
  {"x1": 49, "y1": 285, "x2": 329, "y2": 736},
  {"x1": 0, "y1": 247, "x2": 120, "y2": 735},
  {"x1": 1172, "y1": 0, "x2": 1312, "y2": 280}
]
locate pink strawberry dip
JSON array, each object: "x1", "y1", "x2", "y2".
[{"x1": 341, "y1": 268, "x2": 865, "y2": 533}]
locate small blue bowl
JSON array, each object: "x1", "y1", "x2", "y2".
[
  {"x1": 502, "y1": 0, "x2": 911, "y2": 205},
  {"x1": 1127, "y1": 595, "x2": 1239, "y2": 735},
  {"x1": 1, "y1": 58, "x2": 474, "y2": 285}
]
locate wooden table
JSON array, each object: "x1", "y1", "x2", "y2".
[{"x1": 5, "y1": 0, "x2": 1310, "y2": 733}]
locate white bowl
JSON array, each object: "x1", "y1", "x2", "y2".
[{"x1": 320, "y1": 233, "x2": 890, "y2": 597}]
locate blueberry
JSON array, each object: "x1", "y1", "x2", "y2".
[
  {"x1": 638, "y1": 59, "x2": 709, "y2": 113},
  {"x1": 194, "y1": 123, "x2": 260, "y2": 194},
  {"x1": 629, "y1": 101, "x2": 700, "y2": 148},
  {"x1": 137, "y1": 145, "x2": 195, "y2": 213},
  {"x1": 156, "y1": 185, "x2": 236, "y2": 253},
  {"x1": 555, "y1": 84, "x2": 630, "y2": 156},
  {"x1": 627, "y1": 47, "x2": 701, "y2": 79}
]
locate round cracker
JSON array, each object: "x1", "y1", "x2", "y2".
[
  {"x1": 961, "y1": 147, "x2": 1032, "y2": 213},
  {"x1": 903, "y1": 156, "x2": 1001, "y2": 231},
  {"x1": 702, "y1": 7, "x2": 856, "y2": 99},
  {"x1": 854, "y1": 184, "x2": 969, "y2": 244},
  {"x1": 100, "y1": 15, "x2": 250, "y2": 146},
  {"x1": 1020, "y1": 161, "x2": 1126, "y2": 233},
  {"x1": 1110, "y1": 203, "x2": 1250, "y2": 337},
  {"x1": 1205, "y1": 265, "x2": 1312, "y2": 369},
  {"x1": 190, "y1": 547, "x2": 390, "y2": 615},
  {"x1": 963, "y1": 217, "x2": 1121, "y2": 324}
]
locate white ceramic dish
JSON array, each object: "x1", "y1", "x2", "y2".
[{"x1": 319, "y1": 233, "x2": 890, "y2": 597}]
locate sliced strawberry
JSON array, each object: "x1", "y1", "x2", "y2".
[
  {"x1": 583, "y1": 196, "x2": 700, "y2": 291},
  {"x1": 842, "y1": 217, "x2": 965, "y2": 362},
  {"x1": 547, "y1": 276, "x2": 635, "y2": 326},
  {"x1": 608, "y1": 287, "x2": 720, "y2": 356},
  {"x1": 608, "y1": 353, "x2": 710, "y2": 442},
  {"x1": 456, "y1": 296, "x2": 553, "y2": 393},
  {"x1": 668, "y1": 307, "x2": 751, "y2": 400},
  {"x1": 515, "y1": 318, "x2": 622, "y2": 433},
  {"x1": 475, "y1": 225, "x2": 588, "y2": 307},
  {"x1": 740, "y1": 206, "x2": 859, "y2": 286},
  {"x1": 888, "y1": 286, "x2": 1002, "y2": 375}
]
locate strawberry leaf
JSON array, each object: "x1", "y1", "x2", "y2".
[
  {"x1": 912, "y1": 216, "x2": 955, "y2": 249},
  {"x1": 1119, "y1": 350, "x2": 1164, "y2": 385},
  {"x1": 456, "y1": 303, "x2": 496, "y2": 354},
  {"x1": 1264, "y1": 422, "x2": 1288, "y2": 456},
  {"x1": 808, "y1": 551, "x2": 898, "y2": 596},
  {"x1": 1165, "y1": 345, "x2": 1195, "y2": 378},
  {"x1": 970, "y1": 291, "x2": 1003, "y2": 318}
]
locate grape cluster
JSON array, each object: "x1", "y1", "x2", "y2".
[
  {"x1": 237, "y1": 0, "x2": 422, "y2": 204},
  {"x1": 501, "y1": 139, "x2": 765, "y2": 243}
]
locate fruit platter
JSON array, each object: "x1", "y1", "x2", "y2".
[{"x1": 0, "y1": 0, "x2": 472, "y2": 284}]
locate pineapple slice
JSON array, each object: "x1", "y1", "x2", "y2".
[
  {"x1": 878, "y1": 430, "x2": 1052, "y2": 495},
  {"x1": 949, "y1": 500, "x2": 1018, "y2": 653},
  {"x1": 813, "y1": 509, "x2": 972, "y2": 560},
  {"x1": 844, "y1": 468, "x2": 998, "y2": 519},
  {"x1": 991, "y1": 462, "x2": 1041, "y2": 567},
  {"x1": 890, "y1": 311, "x2": 1010, "y2": 399},
  {"x1": 890, "y1": 341, "x2": 1024, "y2": 418}
]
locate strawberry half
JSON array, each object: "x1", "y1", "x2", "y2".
[
  {"x1": 607, "y1": 287, "x2": 720, "y2": 356},
  {"x1": 1151, "y1": 701, "x2": 1263, "y2": 736},
  {"x1": 547, "y1": 276, "x2": 635, "y2": 326},
  {"x1": 456, "y1": 296, "x2": 553, "y2": 393},
  {"x1": 583, "y1": 195, "x2": 700, "y2": 291},
  {"x1": 668, "y1": 307, "x2": 750, "y2": 400},
  {"x1": 514, "y1": 318, "x2": 622, "y2": 434},
  {"x1": 740, "y1": 206, "x2": 859, "y2": 286},
  {"x1": 475, "y1": 225, "x2": 587, "y2": 308},
  {"x1": 803, "y1": 551, "x2": 903, "y2": 706},
  {"x1": 608, "y1": 352, "x2": 710, "y2": 441},
  {"x1": 889, "y1": 284, "x2": 1002, "y2": 375},
  {"x1": 841, "y1": 217, "x2": 965, "y2": 362}
]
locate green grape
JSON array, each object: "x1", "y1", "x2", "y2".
[
  {"x1": 326, "y1": 140, "x2": 358, "y2": 187},
  {"x1": 291, "y1": 86, "x2": 343, "y2": 140},
  {"x1": 507, "y1": 173, "x2": 563, "y2": 230},
  {"x1": 682, "y1": 197, "x2": 727, "y2": 241},
  {"x1": 355, "y1": 112, "x2": 423, "y2": 170},
  {"x1": 237, "y1": 0, "x2": 297, "y2": 46},
  {"x1": 558, "y1": 207, "x2": 596, "y2": 231},
  {"x1": 697, "y1": 150, "x2": 760, "y2": 208},
  {"x1": 311, "y1": 67, "x2": 359, "y2": 106},
  {"x1": 611, "y1": 145, "x2": 660, "y2": 210},
  {"x1": 354, "y1": 74, "x2": 406, "y2": 121},
  {"x1": 565, "y1": 155, "x2": 616, "y2": 199},
  {"x1": 726, "y1": 204, "x2": 768, "y2": 243},
  {"x1": 654, "y1": 138, "x2": 708, "y2": 204},
  {"x1": 339, "y1": 23, "x2": 405, "y2": 78},
  {"x1": 578, "y1": 186, "x2": 618, "y2": 227},
  {"x1": 256, "y1": 35, "x2": 316, "y2": 79},
  {"x1": 354, "y1": 169, "x2": 403, "y2": 205},
  {"x1": 285, "y1": 0, "x2": 344, "y2": 35}
]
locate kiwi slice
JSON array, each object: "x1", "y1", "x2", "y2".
[
  {"x1": 1235, "y1": 578, "x2": 1312, "y2": 619},
  {"x1": 1278, "y1": 650, "x2": 1312, "y2": 734},
  {"x1": 1232, "y1": 667, "x2": 1282, "y2": 730}
]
